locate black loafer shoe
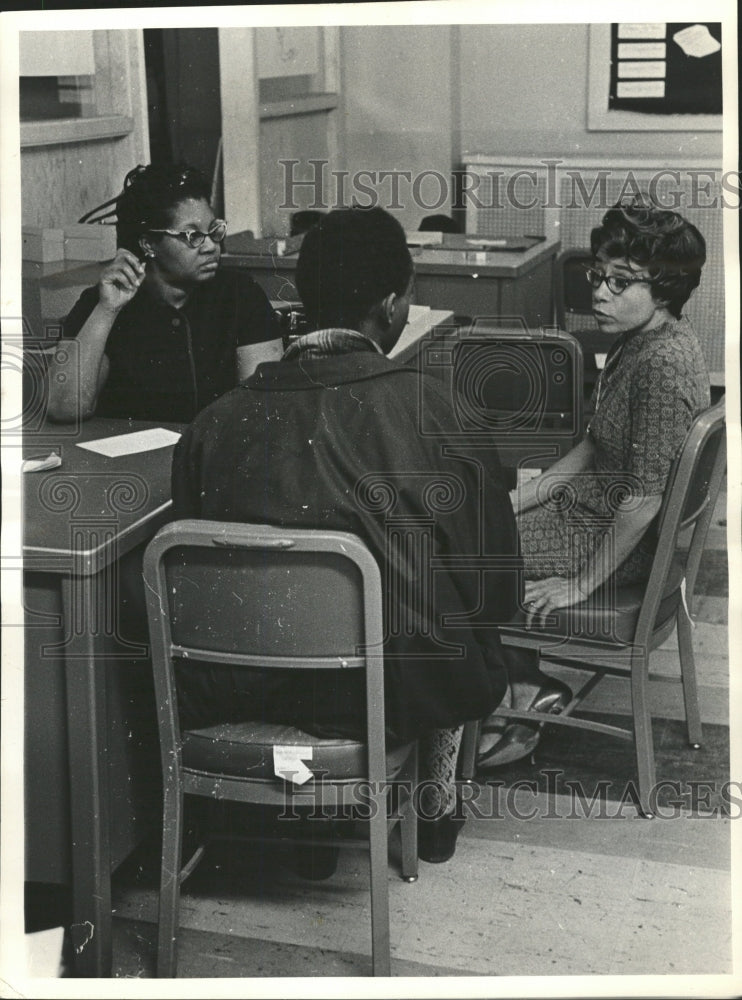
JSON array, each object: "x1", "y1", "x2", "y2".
[
  {"x1": 418, "y1": 813, "x2": 466, "y2": 864},
  {"x1": 288, "y1": 843, "x2": 341, "y2": 880}
]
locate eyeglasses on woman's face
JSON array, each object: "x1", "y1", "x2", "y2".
[
  {"x1": 148, "y1": 219, "x2": 228, "y2": 249},
  {"x1": 583, "y1": 264, "x2": 652, "y2": 296}
]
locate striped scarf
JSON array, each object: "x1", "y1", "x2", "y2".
[{"x1": 282, "y1": 328, "x2": 384, "y2": 361}]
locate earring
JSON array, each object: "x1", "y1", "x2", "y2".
[{"x1": 144, "y1": 249, "x2": 155, "y2": 259}]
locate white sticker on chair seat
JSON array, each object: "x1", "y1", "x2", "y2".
[{"x1": 273, "y1": 745, "x2": 314, "y2": 784}]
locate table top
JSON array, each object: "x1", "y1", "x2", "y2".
[
  {"x1": 23, "y1": 418, "x2": 183, "y2": 575},
  {"x1": 223, "y1": 231, "x2": 560, "y2": 278}
]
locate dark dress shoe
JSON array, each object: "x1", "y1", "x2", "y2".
[
  {"x1": 476, "y1": 677, "x2": 572, "y2": 770},
  {"x1": 288, "y1": 843, "x2": 340, "y2": 880},
  {"x1": 418, "y1": 813, "x2": 466, "y2": 864},
  {"x1": 476, "y1": 721, "x2": 541, "y2": 769},
  {"x1": 529, "y1": 677, "x2": 572, "y2": 714}
]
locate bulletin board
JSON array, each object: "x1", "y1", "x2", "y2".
[
  {"x1": 608, "y1": 23, "x2": 722, "y2": 115},
  {"x1": 587, "y1": 23, "x2": 723, "y2": 131}
]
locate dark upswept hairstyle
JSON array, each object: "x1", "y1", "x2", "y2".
[
  {"x1": 295, "y1": 206, "x2": 414, "y2": 331},
  {"x1": 590, "y1": 194, "x2": 706, "y2": 319},
  {"x1": 115, "y1": 163, "x2": 213, "y2": 255}
]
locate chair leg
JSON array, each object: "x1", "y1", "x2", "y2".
[
  {"x1": 157, "y1": 783, "x2": 184, "y2": 978},
  {"x1": 399, "y1": 753, "x2": 419, "y2": 883},
  {"x1": 368, "y1": 787, "x2": 391, "y2": 976},
  {"x1": 630, "y1": 653, "x2": 656, "y2": 818},
  {"x1": 458, "y1": 720, "x2": 480, "y2": 782},
  {"x1": 677, "y1": 613, "x2": 703, "y2": 747}
]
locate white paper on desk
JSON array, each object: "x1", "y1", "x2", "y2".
[
  {"x1": 388, "y1": 305, "x2": 430, "y2": 358},
  {"x1": 76, "y1": 427, "x2": 181, "y2": 457},
  {"x1": 389, "y1": 305, "x2": 455, "y2": 360}
]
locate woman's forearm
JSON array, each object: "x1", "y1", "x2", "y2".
[
  {"x1": 577, "y1": 493, "x2": 663, "y2": 596},
  {"x1": 511, "y1": 436, "x2": 596, "y2": 515},
  {"x1": 46, "y1": 304, "x2": 116, "y2": 421}
]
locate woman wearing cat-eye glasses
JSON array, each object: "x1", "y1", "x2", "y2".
[
  {"x1": 47, "y1": 163, "x2": 282, "y2": 423},
  {"x1": 478, "y1": 195, "x2": 711, "y2": 769}
]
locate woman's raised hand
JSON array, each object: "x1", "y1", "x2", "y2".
[{"x1": 97, "y1": 249, "x2": 146, "y2": 314}]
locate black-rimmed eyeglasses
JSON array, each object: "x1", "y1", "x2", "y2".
[
  {"x1": 583, "y1": 265, "x2": 652, "y2": 296},
  {"x1": 148, "y1": 219, "x2": 228, "y2": 249}
]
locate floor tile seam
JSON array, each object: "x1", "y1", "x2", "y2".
[
  {"x1": 459, "y1": 817, "x2": 732, "y2": 874},
  {"x1": 113, "y1": 909, "x2": 480, "y2": 974},
  {"x1": 112, "y1": 913, "x2": 478, "y2": 978}
]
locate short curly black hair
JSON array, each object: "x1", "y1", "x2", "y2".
[
  {"x1": 296, "y1": 206, "x2": 413, "y2": 331},
  {"x1": 115, "y1": 163, "x2": 212, "y2": 255},
  {"x1": 590, "y1": 195, "x2": 706, "y2": 319}
]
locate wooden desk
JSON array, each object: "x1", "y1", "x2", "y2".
[
  {"x1": 222, "y1": 233, "x2": 561, "y2": 329},
  {"x1": 24, "y1": 417, "x2": 182, "y2": 976}
]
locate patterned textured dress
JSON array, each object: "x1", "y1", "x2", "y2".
[{"x1": 518, "y1": 316, "x2": 710, "y2": 585}]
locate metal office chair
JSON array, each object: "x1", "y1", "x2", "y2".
[
  {"x1": 459, "y1": 399, "x2": 726, "y2": 817},
  {"x1": 143, "y1": 521, "x2": 419, "y2": 978},
  {"x1": 430, "y1": 324, "x2": 584, "y2": 478}
]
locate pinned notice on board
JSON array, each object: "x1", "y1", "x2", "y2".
[
  {"x1": 618, "y1": 61, "x2": 667, "y2": 79},
  {"x1": 273, "y1": 745, "x2": 314, "y2": 785},
  {"x1": 617, "y1": 80, "x2": 666, "y2": 99},
  {"x1": 617, "y1": 23, "x2": 666, "y2": 40},
  {"x1": 673, "y1": 24, "x2": 721, "y2": 58},
  {"x1": 617, "y1": 42, "x2": 667, "y2": 60}
]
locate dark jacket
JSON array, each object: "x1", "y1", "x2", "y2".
[{"x1": 171, "y1": 349, "x2": 521, "y2": 740}]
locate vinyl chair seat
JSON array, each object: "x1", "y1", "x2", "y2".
[
  {"x1": 182, "y1": 721, "x2": 414, "y2": 781},
  {"x1": 460, "y1": 399, "x2": 726, "y2": 818},
  {"x1": 504, "y1": 555, "x2": 684, "y2": 645}
]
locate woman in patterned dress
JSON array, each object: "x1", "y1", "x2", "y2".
[{"x1": 478, "y1": 195, "x2": 710, "y2": 767}]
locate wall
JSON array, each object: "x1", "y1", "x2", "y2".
[
  {"x1": 457, "y1": 23, "x2": 723, "y2": 160},
  {"x1": 339, "y1": 25, "x2": 454, "y2": 231},
  {"x1": 160, "y1": 28, "x2": 222, "y2": 184},
  {"x1": 20, "y1": 29, "x2": 149, "y2": 229}
]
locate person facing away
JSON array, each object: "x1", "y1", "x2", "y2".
[
  {"x1": 171, "y1": 205, "x2": 521, "y2": 862},
  {"x1": 477, "y1": 194, "x2": 711, "y2": 770},
  {"x1": 46, "y1": 162, "x2": 283, "y2": 424}
]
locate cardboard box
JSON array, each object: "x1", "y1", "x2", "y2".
[
  {"x1": 22, "y1": 227, "x2": 65, "y2": 263},
  {"x1": 63, "y1": 223, "x2": 117, "y2": 261}
]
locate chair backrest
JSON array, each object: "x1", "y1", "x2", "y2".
[
  {"x1": 635, "y1": 398, "x2": 726, "y2": 642},
  {"x1": 554, "y1": 249, "x2": 620, "y2": 367},
  {"x1": 427, "y1": 324, "x2": 584, "y2": 468},
  {"x1": 555, "y1": 249, "x2": 594, "y2": 329},
  {"x1": 143, "y1": 520, "x2": 387, "y2": 782}
]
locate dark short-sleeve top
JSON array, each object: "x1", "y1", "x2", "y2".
[{"x1": 62, "y1": 269, "x2": 281, "y2": 422}]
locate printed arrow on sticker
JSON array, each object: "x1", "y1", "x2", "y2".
[{"x1": 273, "y1": 745, "x2": 314, "y2": 785}]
